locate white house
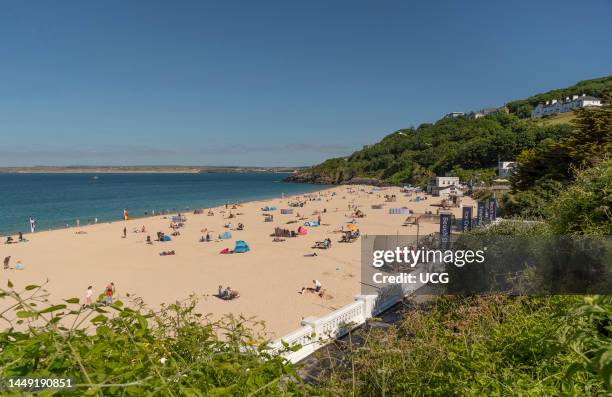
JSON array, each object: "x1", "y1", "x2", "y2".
[
  {"x1": 444, "y1": 112, "x2": 465, "y2": 119},
  {"x1": 427, "y1": 176, "x2": 460, "y2": 194},
  {"x1": 499, "y1": 161, "x2": 516, "y2": 177},
  {"x1": 468, "y1": 107, "x2": 498, "y2": 119},
  {"x1": 431, "y1": 184, "x2": 463, "y2": 198},
  {"x1": 531, "y1": 94, "x2": 602, "y2": 118}
]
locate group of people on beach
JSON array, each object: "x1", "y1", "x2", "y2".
[
  {"x1": 84, "y1": 282, "x2": 115, "y2": 307},
  {"x1": 3, "y1": 256, "x2": 24, "y2": 270}
]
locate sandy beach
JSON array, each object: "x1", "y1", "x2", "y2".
[{"x1": 1, "y1": 185, "x2": 474, "y2": 337}]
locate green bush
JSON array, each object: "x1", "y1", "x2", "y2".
[{"x1": 0, "y1": 282, "x2": 312, "y2": 396}]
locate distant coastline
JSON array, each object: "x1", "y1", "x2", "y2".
[{"x1": 0, "y1": 166, "x2": 306, "y2": 174}]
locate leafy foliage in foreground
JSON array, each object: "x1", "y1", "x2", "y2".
[
  {"x1": 0, "y1": 285, "x2": 311, "y2": 396},
  {"x1": 318, "y1": 295, "x2": 610, "y2": 396}
]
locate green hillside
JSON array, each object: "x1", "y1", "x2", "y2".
[
  {"x1": 507, "y1": 75, "x2": 612, "y2": 118},
  {"x1": 289, "y1": 76, "x2": 610, "y2": 186}
]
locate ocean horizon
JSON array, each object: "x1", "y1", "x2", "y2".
[{"x1": 0, "y1": 172, "x2": 328, "y2": 235}]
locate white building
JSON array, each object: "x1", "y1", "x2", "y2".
[
  {"x1": 531, "y1": 94, "x2": 602, "y2": 118},
  {"x1": 499, "y1": 161, "x2": 516, "y2": 177},
  {"x1": 431, "y1": 184, "x2": 464, "y2": 198},
  {"x1": 427, "y1": 176, "x2": 460, "y2": 194},
  {"x1": 444, "y1": 112, "x2": 465, "y2": 119},
  {"x1": 468, "y1": 107, "x2": 498, "y2": 119}
]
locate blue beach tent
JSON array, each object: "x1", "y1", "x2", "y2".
[{"x1": 234, "y1": 240, "x2": 250, "y2": 253}]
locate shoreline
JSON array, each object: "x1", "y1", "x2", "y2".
[
  {"x1": 4, "y1": 184, "x2": 336, "y2": 238},
  {"x1": 0, "y1": 177, "x2": 331, "y2": 236}
]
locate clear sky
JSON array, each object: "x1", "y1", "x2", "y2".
[{"x1": 1, "y1": 0, "x2": 611, "y2": 167}]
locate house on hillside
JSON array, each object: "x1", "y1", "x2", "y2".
[
  {"x1": 467, "y1": 107, "x2": 498, "y2": 119},
  {"x1": 531, "y1": 94, "x2": 602, "y2": 118},
  {"x1": 444, "y1": 112, "x2": 465, "y2": 119},
  {"x1": 499, "y1": 161, "x2": 516, "y2": 177}
]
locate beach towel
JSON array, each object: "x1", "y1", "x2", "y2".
[
  {"x1": 219, "y1": 248, "x2": 231, "y2": 254},
  {"x1": 219, "y1": 231, "x2": 232, "y2": 240},
  {"x1": 280, "y1": 209, "x2": 293, "y2": 215},
  {"x1": 162, "y1": 235, "x2": 172, "y2": 241},
  {"x1": 304, "y1": 221, "x2": 319, "y2": 227},
  {"x1": 388, "y1": 208, "x2": 410, "y2": 215}
]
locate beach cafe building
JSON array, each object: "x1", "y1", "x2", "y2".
[
  {"x1": 427, "y1": 176, "x2": 460, "y2": 194},
  {"x1": 431, "y1": 184, "x2": 464, "y2": 198}
]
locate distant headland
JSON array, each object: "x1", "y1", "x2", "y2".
[{"x1": 0, "y1": 166, "x2": 306, "y2": 174}]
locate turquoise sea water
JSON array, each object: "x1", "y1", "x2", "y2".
[{"x1": 0, "y1": 173, "x2": 327, "y2": 235}]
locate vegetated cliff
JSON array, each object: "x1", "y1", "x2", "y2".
[{"x1": 287, "y1": 76, "x2": 611, "y2": 187}]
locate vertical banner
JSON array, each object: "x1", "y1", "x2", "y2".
[
  {"x1": 439, "y1": 213, "x2": 452, "y2": 249},
  {"x1": 477, "y1": 201, "x2": 486, "y2": 227},
  {"x1": 489, "y1": 197, "x2": 497, "y2": 222},
  {"x1": 461, "y1": 206, "x2": 472, "y2": 232}
]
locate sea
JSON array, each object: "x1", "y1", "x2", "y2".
[{"x1": 0, "y1": 173, "x2": 327, "y2": 235}]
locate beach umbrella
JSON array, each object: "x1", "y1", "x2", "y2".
[{"x1": 346, "y1": 224, "x2": 359, "y2": 232}]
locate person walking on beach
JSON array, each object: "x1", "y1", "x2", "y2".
[
  {"x1": 104, "y1": 282, "x2": 115, "y2": 305},
  {"x1": 123, "y1": 227, "x2": 127, "y2": 238},
  {"x1": 123, "y1": 209, "x2": 129, "y2": 221},
  {"x1": 29, "y1": 217, "x2": 36, "y2": 233},
  {"x1": 85, "y1": 286, "x2": 93, "y2": 307},
  {"x1": 3, "y1": 256, "x2": 10, "y2": 270}
]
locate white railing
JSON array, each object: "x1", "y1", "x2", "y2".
[{"x1": 271, "y1": 264, "x2": 430, "y2": 363}]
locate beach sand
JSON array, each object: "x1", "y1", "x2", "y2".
[{"x1": 1, "y1": 185, "x2": 474, "y2": 338}]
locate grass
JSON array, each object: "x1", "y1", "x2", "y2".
[{"x1": 535, "y1": 111, "x2": 576, "y2": 126}]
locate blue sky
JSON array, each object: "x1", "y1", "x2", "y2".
[{"x1": 0, "y1": 0, "x2": 610, "y2": 167}]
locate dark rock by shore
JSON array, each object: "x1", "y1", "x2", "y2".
[{"x1": 284, "y1": 172, "x2": 393, "y2": 186}]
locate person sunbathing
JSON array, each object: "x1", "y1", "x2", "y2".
[
  {"x1": 218, "y1": 285, "x2": 239, "y2": 300},
  {"x1": 226, "y1": 287, "x2": 240, "y2": 299},
  {"x1": 299, "y1": 280, "x2": 322, "y2": 294},
  {"x1": 159, "y1": 250, "x2": 175, "y2": 256}
]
